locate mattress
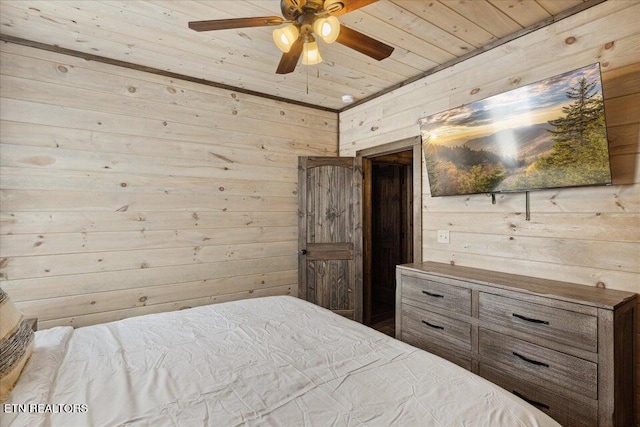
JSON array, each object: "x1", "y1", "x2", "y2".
[{"x1": 2, "y1": 296, "x2": 560, "y2": 426}]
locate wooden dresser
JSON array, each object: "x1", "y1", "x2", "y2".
[{"x1": 395, "y1": 262, "x2": 636, "y2": 427}]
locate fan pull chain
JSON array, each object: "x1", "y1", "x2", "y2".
[{"x1": 305, "y1": 64, "x2": 321, "y2": 95}]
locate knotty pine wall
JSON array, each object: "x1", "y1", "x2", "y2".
[
  {"x1": 0, "y1": 41, "x2": 337, "y2": 329},
  {"x1": 339, "y1": 1, "x2": 640, "y2": 422}
]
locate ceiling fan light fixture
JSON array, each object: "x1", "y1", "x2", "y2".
[
  {"x1": 302, "y1": 40, "x2": 322, "y2": 65},
  {"x1": 273, "y1": 24, "x2": 299, "y2": 52},
  {"x1": 313, "y1": 16, "x2": 340, "y2": 43}
]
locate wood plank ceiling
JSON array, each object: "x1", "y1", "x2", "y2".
[{"x1": 0, "y1": 0, "x2": 597, "y2": 110}]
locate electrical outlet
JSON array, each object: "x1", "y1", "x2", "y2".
[{"x1": 437, "y1": 230, "x2": 450, "y2": 244}]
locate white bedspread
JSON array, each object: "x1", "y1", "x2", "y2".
[{"x1": 3, "y1": 296, "x2": 559, "y2": 426}]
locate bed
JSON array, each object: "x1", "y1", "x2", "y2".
[{"x1": 2, "y1": 296, "x2": 559, "y2": 426}]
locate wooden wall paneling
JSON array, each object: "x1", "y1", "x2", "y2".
[
  {"x1": 0, "y1": 120, "x2": 336, "y2": 159},
  {"x1": 1, "y1": 221, "x2": 292, "y2": 259},
  {"x1": 37, "y1": 283, "x2": 295, "y2": 330},
  {"x1": 607, "y1": 124, "x2": 639, "y2": 156},
  {"x1": 0, "y1": 11, "x2": 297, "y2": 97},
  {"x1": 606, "y1": 93, "x2": 640, "y2": 127},
  {"x1": 0, "y1": 94, "x2": 335, "y2": 146},
  {"x1": 18, "y1": 269, "x2": 296, "y2": 322},
  {"x1": 0, "y1": 42, "x2": 338, "y2": 326},
  {"x1": 338, "y1": 1, "x2": 640, "y2": 422},
  {"x1": 0, "y1": 167, "x2": 298, "y2": 199},
  {"x1": 421, "y1": 232, "x2": 638, "y2": 273},
  {"x1": 0, "y1": 49, "x2": 337, "y2": 133},
  {"x1": 5, "y1": 254, "x2": 297, "y2": 302},
  {"x1": 440, "y1": 0, "x2": 522, "y2": 38},
  {"x1": 363, "y1": 1, "x2": 476, "y2": 58},
  {"x1": 536, "y1": 0, "x2": 584, "y2": 16},
  {"x1": 0, "y1": 190, "x2": 297, "y2": 214},
  {"x1": 2, "y1": 240, "x2": 296, "y2": 281},
  {"x1": 389, "y1": 0, "x2": 496, "y2": 48},
  {"x1": 338, "y1": 8, "x2": 454, "y2": 65},
  {"x1": 487, "y1": 0, "x2": 551, "y2": 27},
  {"x1": 0, "y1": 210, "x2": 297, "y2": 235},
  {"x1": 602, "y1": 62, "x2": 640, "y2": 98},
  {"x1": 417, "y1": 251, "x2": 640, "y2": 296},
  {"x1": 420, "y1": 185, "x2": 640, "y2": 214},
  {"x1": 421, "y1": 212, "x2": 640, "y2": 242},
  {"x1": 0, "y1": 144, "x2": 301, "y2": 185}
]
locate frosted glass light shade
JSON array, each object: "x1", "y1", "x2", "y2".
[
  {"x1": 313, "y1": 16, "x2": 340, "y2": 43},
  {"x1": 302, "y1": 41, "x2": 322, "y2": 65},
  {"x1": 272, "y1": 25, "x2": 299, "y2": 52}
]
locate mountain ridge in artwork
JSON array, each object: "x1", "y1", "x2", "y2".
[{"x1": 462, "y1": 123, "x2": 554, "y2": 165}]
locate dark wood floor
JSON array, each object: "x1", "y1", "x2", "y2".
[
  {"x1": 371, "y1": 316, "x2": 395, "y2": 337},
  {"x1": 370, "y1": 299, "x2": 395, "y2": 337}
]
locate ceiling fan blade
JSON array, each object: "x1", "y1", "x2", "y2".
[
  {"x1": 188, "y1": 16, "x2": 284, "y2": 32},
  {"x1": 336, "y1": 25, "x2": 393, "y2": 61},
  {"x1": 326, "y1": 0, "x2": 378, "y2": 16},
  {"x1": 276, "y1": 39, "x2": 304, "y2": 74}
]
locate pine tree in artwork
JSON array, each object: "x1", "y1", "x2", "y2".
[
  {"x1": 545, "y1": 77, "x2": 604, "y2": 165},
  {"x1": 527, "y1": 76, "x2": 610, "y2": 186},
  {"x1": 512, "y1": 74, "x2": 610, "y2": 189}
]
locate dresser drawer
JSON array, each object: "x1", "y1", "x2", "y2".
[
  {"x1": 479, "y1": 364, "x2": 597, "y2": 427},
  {"x1": 479, "y1": 329, "x2": 597, "y2": 399},
  {"x1": 401, "y1": 275, "x2": 471, "y2": 315},
  {"x1": 402, "y1": 303, "x2": 472, "y2": 351},
  {"x1": 479, "y1": 292, "x2": 597, "y2": 352}
]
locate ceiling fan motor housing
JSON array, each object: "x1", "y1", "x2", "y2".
[
  {"x1": 296, "y1": 12, "x2": 317, "y2": 35},
  {"x1": 281, "y1": 0, "x2": 344, "y2": 20},
  {"x1": 280, "y1": 0, "x2": 304, "y2": 19}
]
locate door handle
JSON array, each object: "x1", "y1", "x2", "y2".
[{"x1": 300, "y1": 249, "x2": 307, "y2": 255}]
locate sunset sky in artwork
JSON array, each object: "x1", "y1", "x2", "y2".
[{"x1": 420, "y1": 63, "x2": 603, "y2": 147}]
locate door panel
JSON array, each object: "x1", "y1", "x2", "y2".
[{"x1": 298, "y1": 156, "x2": 363, "y2": 321}]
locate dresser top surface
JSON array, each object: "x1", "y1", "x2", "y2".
[{"x1": 398, "y1": 262, "x2": 637, "y2": 310}]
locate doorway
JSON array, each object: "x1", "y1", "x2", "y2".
[{"x1": 361, "y1": 139, "x2": 421, "y2": 337}]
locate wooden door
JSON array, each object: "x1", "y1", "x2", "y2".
[{"x1": 298, "y1": 157, "x2": 363, "y2": 322}]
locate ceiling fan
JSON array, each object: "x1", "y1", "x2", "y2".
[{"x1": 188, "y1": 0, "x2": 394, "y2": 74}]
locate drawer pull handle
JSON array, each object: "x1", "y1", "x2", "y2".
[
  {"x1": 513, "y1": 352, "x2": 549, "y2": 368},
  {"x1": 421, "y1": 320, "x2": 444, "y2": 330},
  {"x1": 512, "y1": 313, "x2": 549, "y2": 325},
  {"x1": 512, "y1": 391, "x2": 550, "y2": 410},
  {"x1": 422, "y1": 290, "x2": 444, "y2": 298}
]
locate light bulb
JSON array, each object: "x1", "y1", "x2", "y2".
[
  {"x1": 302, "y1": 41, "x2": 322, "y2": 65},
  {"x1": 272, "y1": 25, "x2": 299, "y2": 53},
  {"x1": 313, "y1": 16, "x2": 340, "y2": 44},
  {"x1": 320, "y1": 22, "x2": 331, "y2": 37}
]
